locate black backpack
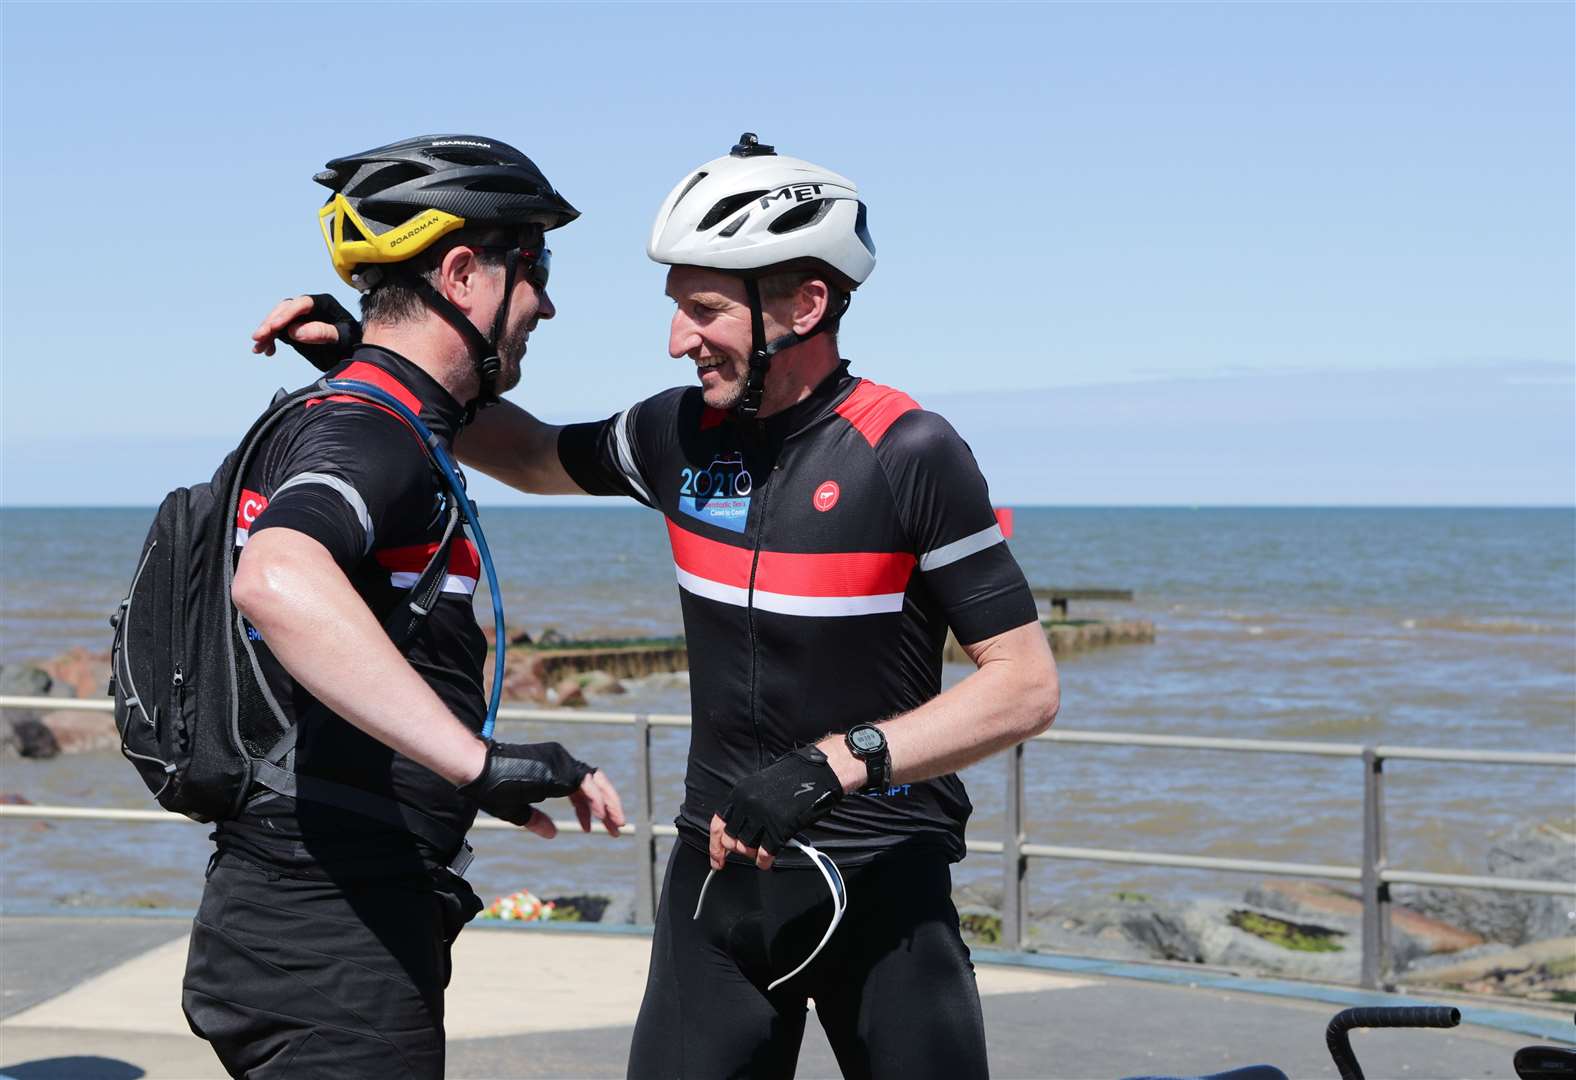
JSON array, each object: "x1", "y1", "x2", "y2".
[{"x1": 110, "y1": 381, "x2": 465, "y2": 829}]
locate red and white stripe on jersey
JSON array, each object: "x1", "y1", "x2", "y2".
[
  {"x1": 234, "y1": 489, "x2": 270, "y2": 547},
  {"x1": 834, "y1": 379, "x2": 920, "y2": 447},
  {"x1": 375, "y1": 539, "x2": 482, "y2": 597},
  {"x1": 667, "y1": 520, "x2": 915, "y2": 617}
]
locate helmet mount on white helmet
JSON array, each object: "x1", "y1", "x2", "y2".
[{"x1": 648, "y1": 133, "x2": 876, "y2": 417}]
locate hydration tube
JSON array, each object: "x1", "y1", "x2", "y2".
[{"x1": 325, "y1": 379, "x2": 507, "y2": 739}]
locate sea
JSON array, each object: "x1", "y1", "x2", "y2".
[{"x1": 2, "y1": 506, "x2": 1573, "y2": 919}]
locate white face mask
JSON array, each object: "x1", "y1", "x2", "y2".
[{"x1": 692, "y1": 837, "x2": 849, "y2": 991}]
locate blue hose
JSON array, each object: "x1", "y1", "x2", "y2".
[{"x1": 325, "y1": 379, "x2": 507, "y2": 739}]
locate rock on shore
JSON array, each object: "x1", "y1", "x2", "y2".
[
  {"x1": 1394, "y1": 821, "x2": 1576, "y2": 947},
  {"x1": 0, "y1": 656, "x2": 113, "y2": 759},
  {"x1": 2, "y1": 631, "x2": 654, "y2": 757},
  {"x1": 954, "y1": 820, "x2": 1572, "y2": 999}
]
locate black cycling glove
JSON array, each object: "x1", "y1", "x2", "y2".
[
  {"x1": 284, "y1": 293, "x2": 363, "y2": 372},
  {"x1": 720, "y1": 746, "x2": 844, "y2": 855},
  {"x1": 457, "y1": 739, "x2": 595, "y2": 827}
]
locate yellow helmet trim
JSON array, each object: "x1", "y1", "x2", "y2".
[{"x1": 318, "y1": 194, "x2": 468, "y2": 287}]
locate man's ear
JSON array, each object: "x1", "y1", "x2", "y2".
[
  {"x1": 436, "y1": 246, "x2": 483, "y2": 311},
  {"x1": 792, "y1": 279, "x2": 831, "y2": 336}
]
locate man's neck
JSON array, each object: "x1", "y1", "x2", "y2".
[
  {"x1": 755, "y1": 338, "x2": 842, "y2": 418},
  {"x1": 363, "y1": 320, "x2": 479, "y2": 403}
]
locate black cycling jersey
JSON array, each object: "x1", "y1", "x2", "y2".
[
  {"x1": 215, "y1": 345, "x2": 487, "y2": 873},
  {"x1": 560, "y1": 361, "x2": 1039, "y2": 867}
]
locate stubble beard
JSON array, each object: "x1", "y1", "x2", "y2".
[
  {"x1": 701, "y1": 355, "x2": 750, "y2": 411},
  {"x1": 494, "y1": 317, "x2": 532, "y2": 393}
]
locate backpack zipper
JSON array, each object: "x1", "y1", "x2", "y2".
[{"x1": 169, "y1": 494, "x2": 189, "y2": 757}]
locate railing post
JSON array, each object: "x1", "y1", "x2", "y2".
[
  {"x1": 634, "y1": 714, "x2": 655, "y2": 925},
  {"x1": 1002, "y1": 742, "x2": 1026, "y2": 950},
  {"x1": 1360, "y1": 747, "x2": 1390, "y2": 989}
]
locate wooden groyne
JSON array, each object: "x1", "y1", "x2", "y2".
[
  {"x1": 943, "y1": 617, "x2": 1156, "y2": 664},
  {"x1": 521, "y1": 639, "x2": 688, "y2": 684}
]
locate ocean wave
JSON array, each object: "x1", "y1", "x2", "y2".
[
  {"x1": 1266, "y1": 713, "x2": 1384, "y2": 739},
  {"x1": 1403, "y1": 616, "x2": 1570, "y2": 637}
]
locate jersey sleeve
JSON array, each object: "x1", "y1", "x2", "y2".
[
  {"x1": 247, "y1": 403, "x2": 434, "y2": 571},
  {"x1": 556, "y1": 388, "x2": 687, "y2": 508},
  {"x1": 877, "y1": 410, "x2": 1040, "y2": 646}
]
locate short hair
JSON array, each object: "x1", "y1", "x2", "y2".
[{"x1": 359, "y1": 225, "x2": 520, "y2": 326}]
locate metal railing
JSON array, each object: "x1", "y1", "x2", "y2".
[{"x1": 3, "y1": 694, "x2": 1572, "y2": 990}]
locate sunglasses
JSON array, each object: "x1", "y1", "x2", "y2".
[
  {"x1": 483, "y1": 244, "x2": 551, "y2": 291},
  {"x1": 693, "y1": 838, "x2": 848, "y2": 992}
]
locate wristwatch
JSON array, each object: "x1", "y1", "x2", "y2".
[{"x1": 844, "y1": 724, "x2": 892, "y2": 793}]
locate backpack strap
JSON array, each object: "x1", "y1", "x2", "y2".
[
  {"x1": 225, "y1": 380, "x2": 487, "y2": 876},
  {"x1": 382, "y1": 499, "x2": 462, "y2": 649}
]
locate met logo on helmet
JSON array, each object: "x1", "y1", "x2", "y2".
[{"x1": 760, "y1": 183, "x2": 824, "y2": 209}]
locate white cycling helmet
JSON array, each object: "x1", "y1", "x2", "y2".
[
  {"x1": 649, "y1": 134, "x2": 876, "y2": 417},
  {"x1": 648, "y1": 133, "x2": 876, "y2": 290}
]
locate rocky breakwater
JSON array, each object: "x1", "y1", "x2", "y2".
[
  {"x1": 0, "y1": 648, "x2": 116, "y2": 758},
  {"x1": 1, "y1": 623, "x2": 683, "y2": 757},
  {"x1": 1395, "y1": 821, "x2": 1576, "y2": 1001},
  {"x1": 483, "y1": 626, "x2": 687, "y2": 708},
  {"x1": 954, "y1": 820, "x2": 1573, "y2": 1002}
]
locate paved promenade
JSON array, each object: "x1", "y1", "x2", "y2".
[{"x1": 0, "y1": 914, "x2": 1567, "y2": 1079}]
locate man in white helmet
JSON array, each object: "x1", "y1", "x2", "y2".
[{"x1": 258, "y1": 133, "x2": 1058, "y2": 1079}]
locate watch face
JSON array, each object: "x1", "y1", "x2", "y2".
[{"x1": 850, "y1": 726, "x2": 884, "y2": 754}]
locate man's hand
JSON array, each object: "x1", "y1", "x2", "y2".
[
  {"x1": 709, "y1": 747, "x2": 843, "y2": 871},
  {"x1": 460, "y1": 739, "x2": 625, "y2": 838},
  {"x1": 252, "y1": 294, "x2": 359, "y2": 370}
]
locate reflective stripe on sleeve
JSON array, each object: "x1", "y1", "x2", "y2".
[
  {"x1": 272, "y1": 472, "x2": 376, "y2": 554},
  {"x1": 918, "y1": 524, "x2": 1004, "y2": 573},
  {"x1": 612, "y1": 409, "x2": 654, "y2": 504}
]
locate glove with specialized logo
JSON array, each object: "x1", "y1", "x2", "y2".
[
  {"x1": 284, "y1": 293, "x2": 363, "y2": 373},
  {"x1": 720, "y1": 746, "x2": 844, "y2": 855},
  {"x1": 458, "y1": 739, "x2": 595, "y2": 827}
]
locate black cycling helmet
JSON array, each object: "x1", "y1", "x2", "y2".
[{"x1": 315, "y1": 134, "x2": 579, "y2": 412}]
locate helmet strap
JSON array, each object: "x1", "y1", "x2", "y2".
[
  {"x1": 736, "y1": 278, "x2": 853, "y2": 420},
  {"x1": 406, "y1": 247, "x2": 520, "y2": 423}
]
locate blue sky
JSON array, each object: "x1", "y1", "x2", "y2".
[{"x1": 3, "y1": 2, "x2": 1571, "y2": 505}]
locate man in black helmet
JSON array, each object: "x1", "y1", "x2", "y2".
[
  {"x1": 258, "y1": 134, "x2": 1058, "y2": 1080},
  {"x1": 183, "y1": 135, "x2": 624, "y2": 1079}
]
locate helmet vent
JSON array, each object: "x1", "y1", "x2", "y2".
[
  {"x1": 767, "y1": 198, "x2": 834, "y2": 235},
  {"x1": 717, "y1": 213, "x2": 749, "y2": 239},
  {"x1": 431, "y1": 149, "x2": 500, "y2": 167},
  {"x1": 698, "y1": 191, "x2": 767, "y2": 231},
  {"x1": 854, "y1": 202, "x2": 875, "y2": 256},
  {"x1": 465, "y1": 176, "x2": 546, "y2": 195},
  {"x1": 672, "y1": 171, "x2": 708, "y2": 208},
  {"x1": 350, "y1": 163, "x2": 425, "y2": 196}
]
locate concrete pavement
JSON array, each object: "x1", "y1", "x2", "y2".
[{"x1": 0, "y1": 914, "x2": 1566, "y2": 1079}]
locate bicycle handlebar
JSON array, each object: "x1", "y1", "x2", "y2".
[{"x1": 1325, "y1": 1006, "x2": 1461, "y2": 1080}]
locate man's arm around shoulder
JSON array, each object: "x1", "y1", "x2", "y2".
[{"x1": 456, "y1": 401, "x2": 585, "y2": 495}]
